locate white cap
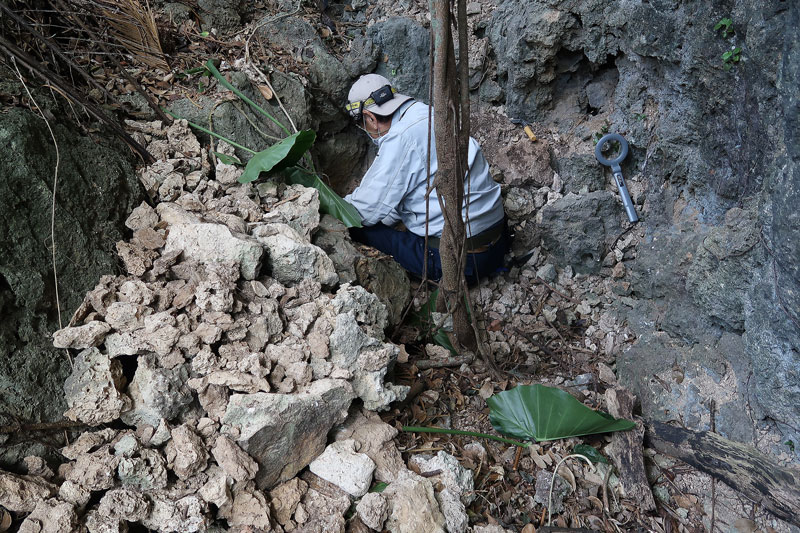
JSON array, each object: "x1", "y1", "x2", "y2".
[{"x1": 346, "y1": 74, "x2": 412, "y2": 118}]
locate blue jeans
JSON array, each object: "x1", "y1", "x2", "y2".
[{"x1": 349, "y1": 222, "x2": 509, "y2": 286}]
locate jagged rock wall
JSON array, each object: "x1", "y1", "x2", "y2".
[
  {"x1": 0, "y1": 75, "x2": 144, "y2": 444},
  {"x1": 483, "y1": 0, "x2": 799, "y2": 455}
]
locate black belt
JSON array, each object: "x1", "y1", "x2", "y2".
[{"x1": 427, "y1": 220, "x2": 505, "y2": 252}]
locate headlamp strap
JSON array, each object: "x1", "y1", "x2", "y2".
[{"x1": 345, "y1": 85, "x2": 398, "y2": 114}]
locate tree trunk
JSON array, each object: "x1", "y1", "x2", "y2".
[{"x1": 432, "y1": 0, "x2": 475, "y2": 351}]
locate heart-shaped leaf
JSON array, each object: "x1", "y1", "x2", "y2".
[
  {"x1": 238, "y1": 130, "x2": 316, "y2": 183},
  {"x1": 487, "y1": 384, "x2": 636, "y2": 442},
  {"x1": 284, "y1": 167, "x2": 363, "y2": 228}
]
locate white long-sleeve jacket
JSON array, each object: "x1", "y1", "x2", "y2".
[{"x1": 344, "y1": 100, "x2": 504, "y2": 238}]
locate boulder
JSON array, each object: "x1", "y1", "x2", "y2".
[
  {"x1": 165, "y1": 222, "x2": 262, "y2": 280},
  {"x1": 222, "y1": 378, "x2": 355, "y2": 489},
  {"x1": 253, "y1": 223, "x2": 338, "y2": 287}
]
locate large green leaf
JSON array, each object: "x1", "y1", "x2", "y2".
[
  {"x1": 284, "y1": 167, "x2": 363, "y2": 228},
  {"x1": 487, "y1": 384, "x2": 636, "y2": 442},
  {"x1": 238, "y1": 130, "x2": 316, "y2": 184}
]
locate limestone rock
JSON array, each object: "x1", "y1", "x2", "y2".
[
  {"x1": 18, "y1": 498, "x2": 78, "y2": 533},
  {"x1": 356, "y1": 492, "x2": 388, "y2": 531},
  {"x1": 165, "y1": 222, "x2": 262, "y2": 280},
  {"x1": 65, "y1": 445, "x2": 119, "y2": 491},
  {"x1": 211, "y1": 435, "x2": 259, "y2": 482},
  {"x1": 0, "y1": 471, "x2": 56, "y2": 512},
  {"x1": 140, "y1": 494, "x2": 208, "y2": 533},
  {"x1": 383, "y1": 470, "x2": 446, "y2": 533},
  {"x1": 334, "y1": 409, "x2": 404, "y2": 483},
  {"x1": 98, "y1": 488, "x2": 151, "y2": 522},
  {"x1": 409, "y1": 452, "x2": 474, "y2": 533},
  {"x1": 253, "y1": 223, "x2": 338, "y2": 287},
  {"x1": 269, "y1": 477, "x2": 308, "y2": 528},
  {"x1": 308, "y1": 439, "x2": 376, "y2": 497},
  {"x1": 63, "y1": 348, "x2": 130, "y2": 426},
  {"x1": 126, "y1": 202, "x2": 159, "y2": 231},
  {"x1": 534, "y1": 470, "x2": 570, "y2": 514},
  {"x1": 165, "y1": 425, "x2": 209, "y2": 480},
  {"x1": 120, "y1": 355, "x2": 193, "y2": 428},
  {"x1": 229, "y1": 485, "x2": 273, "y2": 530},
  {"x1": 117, "y1": 448, "x2": 168, "y2": 491},
  {"x1": 222, "y1": 378, "x2": 355, "y2": 489},
  {"x1": 329, "y1": 313, "x2": 408, "y2": 410},
  {"x1": 53, "y1": 321, "x2": 111, "y2": 349}
]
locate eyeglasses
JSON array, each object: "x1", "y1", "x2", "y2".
[{"x1": 345, "y1": 85, "x2": 397, "y2": 119}]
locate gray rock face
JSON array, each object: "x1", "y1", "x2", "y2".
[
  {"x1": 367, "y1": 18, "x2": 431, "y2": 102},
  {"x1": 0, "y1": 98, "x2": 143, "y2": 429},
  {"x1": 745, "y1": 3, "x2": 800, "y2": 441},
  {"x1": 222, "y1": 378, "x2": 355, "y2": 489},
  {"x1": 538, "y1": 191, "x2": 623, "y2": 274}
]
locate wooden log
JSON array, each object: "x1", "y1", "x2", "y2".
[
  {"x1": 645, "y1": 421, "x2": 800, "y2": 527},
  {"x1": 604, "y1": 389, "x2": 656, "y2": 511}
]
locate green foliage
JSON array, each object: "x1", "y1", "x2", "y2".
[
  {"x1": 238, "y1": 130, "x2": 317, "y2": 183},
  {"x1": 370, "y1": 482, "x2": 389, "y2": 493},
  {"x1": 213, "y1": 152, "x2": 242, "y2": 166},
  {"x1": 593, "y1": 121, "x2": 610, "y2": 145},
  {"x1": 714, "y1": 17, "x2": 734, "y2": 38},
  {"x1": 786, "y1": 440, "x2": 796, "y2": 453},
  {"x1": 573, "y1": 444, "x2": 609, "y2": 464},
  {"x1": 487, "y1": 384, "x2": 636, "y2": 442},
  {"x1": 284, "y1": 167, "x2": 363, "y2": 228},
  {"x1": 722, "y1": 47, "x2": 742, "y2": 70}
]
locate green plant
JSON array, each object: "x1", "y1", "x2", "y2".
[
  {"x1": 487, "y1": 384, "x2": 636, "y2": 442},
  {"x1": 786, "y1": 440, "x2": 796, "y2": 453},
  {"x1": 572, "y1": 443, "x2": 609, "y2": 464},
  {"x1": 722, "y1": 46, "x2": 742, "y2": 70},
  {"x1": 167, "y1": 59, "x2": 362, "y2": 228},
  {"x1": 714, "y1": 17, "x2": 734, "y2": 38},
  {"x1": 403, "y1": 384, "x2": 636, "y2": 447},
  {"x1": 593, "y1": 121, "x2": 610, "y2": 145}
]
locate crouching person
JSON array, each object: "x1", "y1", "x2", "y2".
[{"x1": 343, "y1": 74, "x2": 509, "y2": 286}]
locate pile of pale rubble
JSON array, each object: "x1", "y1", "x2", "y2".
[{"x1": 0, "y1": 120, "x2": 510, "y2": 533}]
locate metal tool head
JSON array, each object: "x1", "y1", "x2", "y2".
[{"x1": 594, "y1": 133, "x2": 629, "y2": 173}]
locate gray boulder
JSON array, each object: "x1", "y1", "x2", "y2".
[
  {"x1": 120, "y1": 355, "x2": 193, "y2": 429},
  {"x1": 63, "y1": 348, "x2": 131, "y2": 426},
  {"x1": 165, "y1": 222, "x2": 263, "y2": 281},
  {"x1": 222, "y1": 378, "x2": 355, "y2": 489},
  {"x1": 253, "y1": 223, "x2": 338, "y2": 287}
]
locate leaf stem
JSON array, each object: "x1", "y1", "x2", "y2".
[
  {"x1": 205, "y1": 59, "x2": 290, "y2": 136},
  {"x1": 164, "y1": 110, "x2": 257, "y2": 154},
  {"x1": 402, "y1": 426, "x2": 530, "y2": 448}
]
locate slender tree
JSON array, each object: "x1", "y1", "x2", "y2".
[{"x1": 431, "y1": 0, "x2": 475, "y2": 351}]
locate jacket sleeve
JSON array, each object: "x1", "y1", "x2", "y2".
[{"x1": 344, "y1": 138, "x2": 416, "y2": 226}]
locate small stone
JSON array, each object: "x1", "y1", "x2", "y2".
[
  {"x1": 612, "y1": 262, "x2": 626, "y2": 278},
  {"x1": 536, "y1": 263, "x2": 557, "y2": 282},
  {"x1": 466, "y1": 1, "x2": 480, "y2": 14},
  {"x1": 357, "y1": 492, "x2": 388, "y2": 531},
  {"x1": 309, "y1": 439, "x2": 376, "y2": 497}
]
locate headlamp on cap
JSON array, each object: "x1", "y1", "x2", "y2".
[{"x1": 345, "y1": 85, "x2": 398, "y2": 120}]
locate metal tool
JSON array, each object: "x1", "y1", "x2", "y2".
[{"x1": 595, "y1": 133, "x2": 638, "y2": 223}]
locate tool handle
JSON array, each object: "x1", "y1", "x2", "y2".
[{"x1": 614, "y1": 172, "x2": 639, "y2": 223}]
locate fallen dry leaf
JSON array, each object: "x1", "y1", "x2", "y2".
[{"x1": 258, "y1": 84, "x2": 273, "y2": 101}]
